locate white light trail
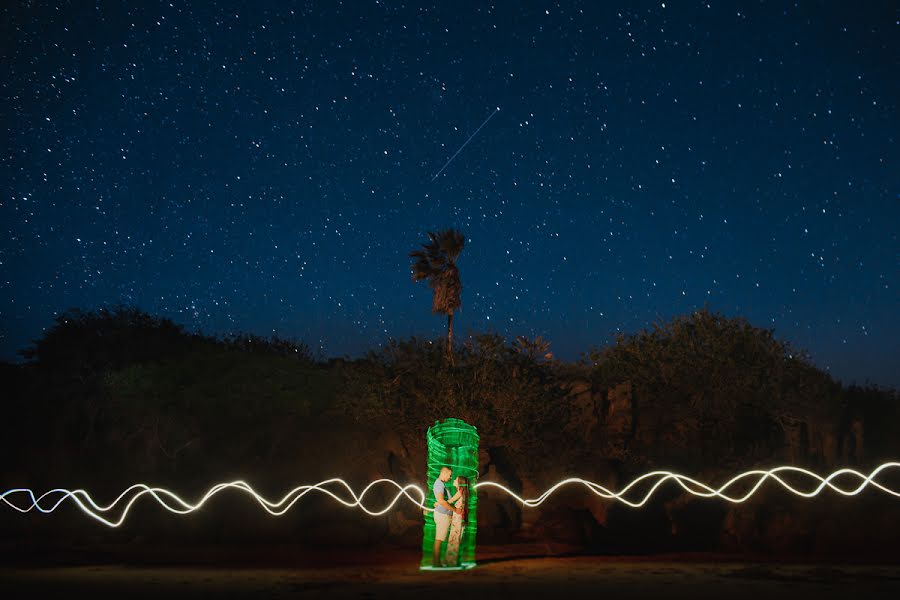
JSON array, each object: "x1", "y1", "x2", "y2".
[
  {"x1": 3, "y1": 463, "x2": 898, "y2": 528},
  {"x1": 1, "y1": 479, "x2": 428, "y2": 528},
  {"x1": 430, "y1": 106, "x2": 500, "y2": 182},
  {"x1": 476, "y1": 463, "x2": 900, "y2": 508}
]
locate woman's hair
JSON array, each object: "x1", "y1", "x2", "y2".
[{"x1": 457, "y1": 476, "x2": 470, "y2": 524}]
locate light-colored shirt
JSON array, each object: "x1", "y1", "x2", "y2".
[{"x1": 433, "y1": 479, "x2": 453, "y2": 515}]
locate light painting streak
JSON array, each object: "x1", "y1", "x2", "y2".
[
  {"x1": 430, "y1": 106, "x2": 500, "y2": 182},
  {"x1": 476, "y1": 462, "x2": 900, "y2": 508},
  {"x1": 1, "y1": 479, "x2": 429, "y2": 528},
  {"x1": 3, "y1": 463, "x2": 898, "y2": 528}
]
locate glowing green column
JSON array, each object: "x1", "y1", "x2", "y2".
[{"x1": 420, "y1": 417, "x2": 479, "y2": 569}]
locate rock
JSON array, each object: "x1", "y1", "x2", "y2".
[
  {"x1": 819, "y1": 424, "x2": 839, "y2": 466},
  {"x1": 477, "y1": 463, "x2": 523, "y2": 541},
  {"x1": 567, "y1": 379, "x2": 592, "y2": 397},
  {"x1": 606, "y1": 380, "x2": 633, "y2": 436},
  {"x1": 605, "y1": 380, "x2": 633, "y2": 458},
  {"x1": 778, "y1": 415, "x2": 806, "y2": 464},
  {"x1": 478, "y1": 447, "x2": 492, "y2": 477},
  {"x1": 564, "y1": 381, "x2": 600, "y2": 442},
  {"x1": 842, "y1": 419, "x2": 864, "y2": 463},
  {"x1": 386, "y1": 505, "x2": 421, "y2": 542}
]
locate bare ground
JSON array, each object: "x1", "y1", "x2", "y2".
[{"x1": 2, "y1": 545, "x2": 900, "y2": 599}]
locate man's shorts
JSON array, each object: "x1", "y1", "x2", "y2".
[{"x1": 433, "y1": 510, "x2": 451, "y2": 541}]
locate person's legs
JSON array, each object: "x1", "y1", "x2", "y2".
[
  {"x1": 432, "y1": 538, "x2": 442, "y2": 566},
  {"x1": 444, "y1": 519, "x2": 460, "y2": 566},
  {"x1": 432, "y1": 511, "x2": 450, "y2": 566}
]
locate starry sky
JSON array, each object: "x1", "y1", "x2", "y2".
[{"x1": 2, "y1": 2, "x2": 898, "y2": 387}]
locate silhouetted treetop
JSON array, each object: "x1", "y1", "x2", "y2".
[
  {"x1": 410, "y1": 228, "x2": 465, "y2": 360},
  {"x1": 17, "y1": 304, "x2": 315, "y2": 377}
]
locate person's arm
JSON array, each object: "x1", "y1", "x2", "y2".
[
  {"x1": 433, "y1": 482, "x2": 456, "y2": 513},
  {"x1": 448, "y1": 492, "x2": 464, "y2": 514},
  {"x1": 435, "y1": 495, "x2": 457, "y2": 512}
]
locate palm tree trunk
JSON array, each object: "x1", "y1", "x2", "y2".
[{"x1": 447, "y1": 312, "x2": 454, "y2": 362}]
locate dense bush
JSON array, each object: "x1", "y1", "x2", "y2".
[
  {"x1": 337, "y1": 332, "x2": 572, "y2": 453},
  {"x1": 2, "y1": 305, "x2": 897, "y2": 555},
  {"x1": 583, "y1": 308, "x2": 849, "y2": 468}
]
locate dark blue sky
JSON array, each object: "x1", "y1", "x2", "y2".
[{"x1": 2, "y1": 2, "x2": 897, "y2": 387}]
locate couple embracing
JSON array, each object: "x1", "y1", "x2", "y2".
[{"x1": 431, "y1": 466, "x2": 470, "y2": 568}]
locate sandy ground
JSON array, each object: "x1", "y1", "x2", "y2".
[{"x1": 2, "y1": 546, "x2": 899, "y2": 599}]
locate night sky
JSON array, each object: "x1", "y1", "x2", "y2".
[{"x1": 2, "y1": 2, "x2": 897, "y2": 387}]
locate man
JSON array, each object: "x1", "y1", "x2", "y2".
[{"x1": 432, "y1": 466, "x2": 463, "y2": 567}]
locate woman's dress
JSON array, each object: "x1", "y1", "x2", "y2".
[{"x1": 443, "y1": 497, "x2": 465, "y2": 566}]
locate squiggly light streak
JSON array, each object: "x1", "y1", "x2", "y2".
[
  {"x1": 476, "y1": 462, "x2": 900, "y2": 508},
  {"x1": 1, "y1": 479, "x2": 428, "y2": 528},
  {"x1": 3, "y1": 463, "x2": 898, "y2": 528}
]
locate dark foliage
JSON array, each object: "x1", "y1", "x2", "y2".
[
  {"x1": 1, "y1": 305, "x2": 897, "y2": 556},
  {"x1": 337, "y1": 332, "x2": 569, "y2": 454}
]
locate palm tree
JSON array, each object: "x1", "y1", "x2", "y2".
[{"x1": 409, "y1": 228, "x2": 465, "y2": 361}]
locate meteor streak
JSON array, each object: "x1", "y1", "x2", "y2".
[
  {"x1": 3, "y1": 463, "x2": 897, "y2": 528},
  {"x1": 431, "y1": 106, "x2": 500, "y2": 182}
]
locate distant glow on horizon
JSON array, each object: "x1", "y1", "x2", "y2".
[{"x1": 3, "y1": 463, "x2": 898, "y2": 528}]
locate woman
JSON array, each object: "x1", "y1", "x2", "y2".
[{"x1": 442, "y1": 475, "x2": 469, "y2": 567}]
